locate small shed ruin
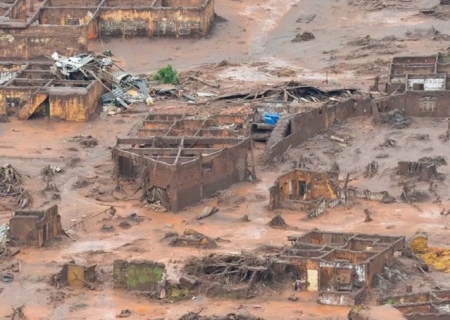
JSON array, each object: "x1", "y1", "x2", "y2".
[{"x1": 9, "y1": 205, "x2": 62, "y2": 247}]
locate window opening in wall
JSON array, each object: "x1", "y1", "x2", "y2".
[
  {"x1": 413, "y1": 83, "x2": 424, "y2": 91},
  {"x1": 419, "y1": 96, "x2": 437, "y2": 112},
  {"x1": 285, "y1": 121, "x2": 292, "y2": 137},
  {"x1": 202, "y1": 160, "x2": 214, "y2": 171},
  {"x1": 289, "y1": 180, "x2": 294, "y2": 199},
  {"x1": 299, "y1": 181, "x2": 307, "y2": 197}
]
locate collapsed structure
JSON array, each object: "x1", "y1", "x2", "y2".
[
  {"x1": 0, "y1": 61, "x2": 104, "y2": 121},
  {"x1": 378, "y1": 291, "x2": 450, "y2": 319},
  {"x1": 113, "y1": 113, "x2": 252, "y2": 212},
  {"x1": 268, "y1": 170, "x2": 339, "y2": 211},
  {"x1": 0, "y1": 0, "x2": 215, "y2": 60},
  {"x1": 181, "y1": 230, "x2": 405, "y2": 306}
]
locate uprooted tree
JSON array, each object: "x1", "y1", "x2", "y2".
[{"x1": 0, "y1": 164, "x2": 31, "y2": 209}]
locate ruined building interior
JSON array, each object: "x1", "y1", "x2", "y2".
[
  {"x1": 0, "y1": 61, "x2": 104, "y2": 121},
  {"x1": 113, "y1": 112, "x2": 252, "y2": 212},
  {"x1": 280, "y1": 231, "x2": 405, "y2": 306},
  {"x1": 0, "y1": 0, "x2": 215, "y2": 60}
]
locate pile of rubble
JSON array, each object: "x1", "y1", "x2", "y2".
[
  {"x1": 179, "y1": 313, "x2": 263, "y2": 320},
  {"x1": 51, "y1": 52, "x2": 154, "y2": 118}
]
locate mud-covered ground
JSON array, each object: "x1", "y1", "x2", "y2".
[{"x1": 2, "y1": 0, "x2": 450, "y2": 319}]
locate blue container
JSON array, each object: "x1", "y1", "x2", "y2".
[{"x1": 264, "y1": 113, "x2": 280, "y2": 125}]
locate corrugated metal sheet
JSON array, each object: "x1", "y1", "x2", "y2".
[
  {"x1": 113, "y1": 71, "x2": 131, "y2": 83},
  {"x1": 0, "y1": 72, "x2": 15, "y2": 85},
  {"x1": 101, "y1": 88, "x2": 125, "y2": 103},
  {"x1": 135, "y1": 79, "x2": 149, "y2": 98},
  {"x1": 0, "y1": 223, "x2": 9, "y2": 247}
]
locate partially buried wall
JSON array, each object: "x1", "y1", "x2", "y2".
[
  {"x1": 114, "y1": 137, "x2": 250, "y2": 212},
  {"x1": 388, "y1": 91, "x2": 450, "y2": 118},
  {"x1": 262, "y1": 98, "x2": 372, "y2": 163},
  {"x1": 113, "y1": 260, "x2": 166, "y2": 295},
  {"x1": 9, "y1": 205, "x2": 62, "y2": 247}
]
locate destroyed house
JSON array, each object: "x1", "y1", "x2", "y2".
[
  {"x1": 387, "y1": 53, "x2": 450, "y2": 117},
  {"x1": 269, "y1": 169, "x2": 339, "y2": 210},
  {"x1": 113, "y1": 113, "x2": 252, "y2": 212},
  {"x1": 274, "y1": 231, "x2": 404, "y2": 306},
  {"x1": 0, "y1": 0, "x2": 215, "y2": 60},
  {"x1": 378, "y1": 290, "x2": 450, "y2": 319},
  {"x1": 0, "y1": 61, "x2": 104, "y2": 121},
  {"x1": 262, "y1": 97, "x2": 372, "y2": 163},
  {"x1": 9, "y1": 205, "x2": 62, "y2": 247}
]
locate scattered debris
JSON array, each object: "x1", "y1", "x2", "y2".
[
  {"x1": 196, "y1": 207, "x2": 219, "y2": 220},
  {"x1": 217, "y1": 192, "x2": 246, "y2": 207},
  {"x1": 72, "y1": 176, "x2": 89, "y2": 189},
  {"x1": 288, "y1": 294, "x2": 299, "y2": 301},
  {"x1": 166, "y1": 229, "x2": 218, "y2": 249},
  {"x1": 2, "y1": 272, "x2": 13, "y2": 283},
  {"x1": 413, "y1": 134, "x2": 430, "y2": 141},
  {"x1": 9, "y1": 305, "x2": 26, "y2": 320},
  {"x1": 364, "y1": 209, "x2": 373, "y2": 222},
  {"x1": 268, "y1": 214, "x2": 287, "y2": 229},
  {"x1": 401, "y1": 185, "x2": 430, "y2": 203},
  {"x1": 330, "y1": 135, "x2": 347, "y2": 144},
  {"x1": 241, "y1": 215, "x2": 251, "y2": 222},
  {"x1": 179, "y1": 312, "x2": 263, "y2": 320},
  {"x1": 116, "y1": 309, "x2": 132, "y2": 318},
  {"x1": 51, "y1": 52, "x2": 112, "y2": 80},
  {"x1": 375, "y1": 153, "x2": 389, "y2": 159},
  {"x1": 364, "y1": 161, "x2": 379, "y2": 178},
  {"x1": 378, "y1": 138, "x2": 397, "y2": 148},
  {"x1": 101, "y1": 224, "x2": 115, "y2": 233},
  {"x1": 419, "y1": 156, "x2": 447, "y2": 166},
  {"x1": 119, "y1": 221, "x2": 132, "y2": 229},
  {"x1": 296, "y1": 14, "x2": 316, "y2": 23},
  {"x1": 69, "y1": 135, "x2": 98, "y2": 148},
  {"x1": 292, "y1": 32, "x2": 315, "y2": 42},
  {"x1": 377, "y1": 109, "x2": 411, "y2": 129}
]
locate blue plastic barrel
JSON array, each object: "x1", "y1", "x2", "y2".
[{"x1": 264, "y1": 113, "x2": 280, "y2": 125}]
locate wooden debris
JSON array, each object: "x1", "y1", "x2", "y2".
[
  {"x1": 196, "y1": 207, "x2": 219, "y2": 220},
  {"x1": 330, "y1": 135, "x2": 346, "y2": 143},
  {"x1": 364, "y1": 209, "x2": 373, "y2": 222}
]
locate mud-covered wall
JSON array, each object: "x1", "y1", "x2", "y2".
[
  {"x1": 10, "y1": 205, "x2": 61, "y2": 247},
  {"x1": 0, "y1": 25, "x2": 88, "y2": 60},
  {"x1": 366, "y1": 241, "x2": 403, "y2": 287},
  {"x1": 269, "y1": 170, "x2": 338, "y2": 210},
  {"x1": 173, "y1": 138, "x2": 249, "y2": 211},
  {"x1": 262, "y1": 98, "x2": 372, "y2": 163},
  {"x1": 0, "y1": 87, "x2": 36, "y2": 115},
  {"x1": 388, "y1": 91, "x2": 450, "y2": 117},
  {"x1": 318, "y1": 289, "x2": 365, "y2": 306},
  {"x1": 39, "y1": 8, "x2": 97, "y2": 25},
  {"x1": 48, "y1": 81, "x2": 102, "y2": 121},
  {"x1": 0, "y1": 0, "x2": 214, "y2": 59},
  {"x1": 113, "y1": 260, "x2": 166, "y2": 291},
  {"x1": 98, "y1": 0, "x2": 213, "y2": 37}
]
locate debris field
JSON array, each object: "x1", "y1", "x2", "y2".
[{"x1": 3, "y1": 0, "x2": 450, "y2": 320}]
